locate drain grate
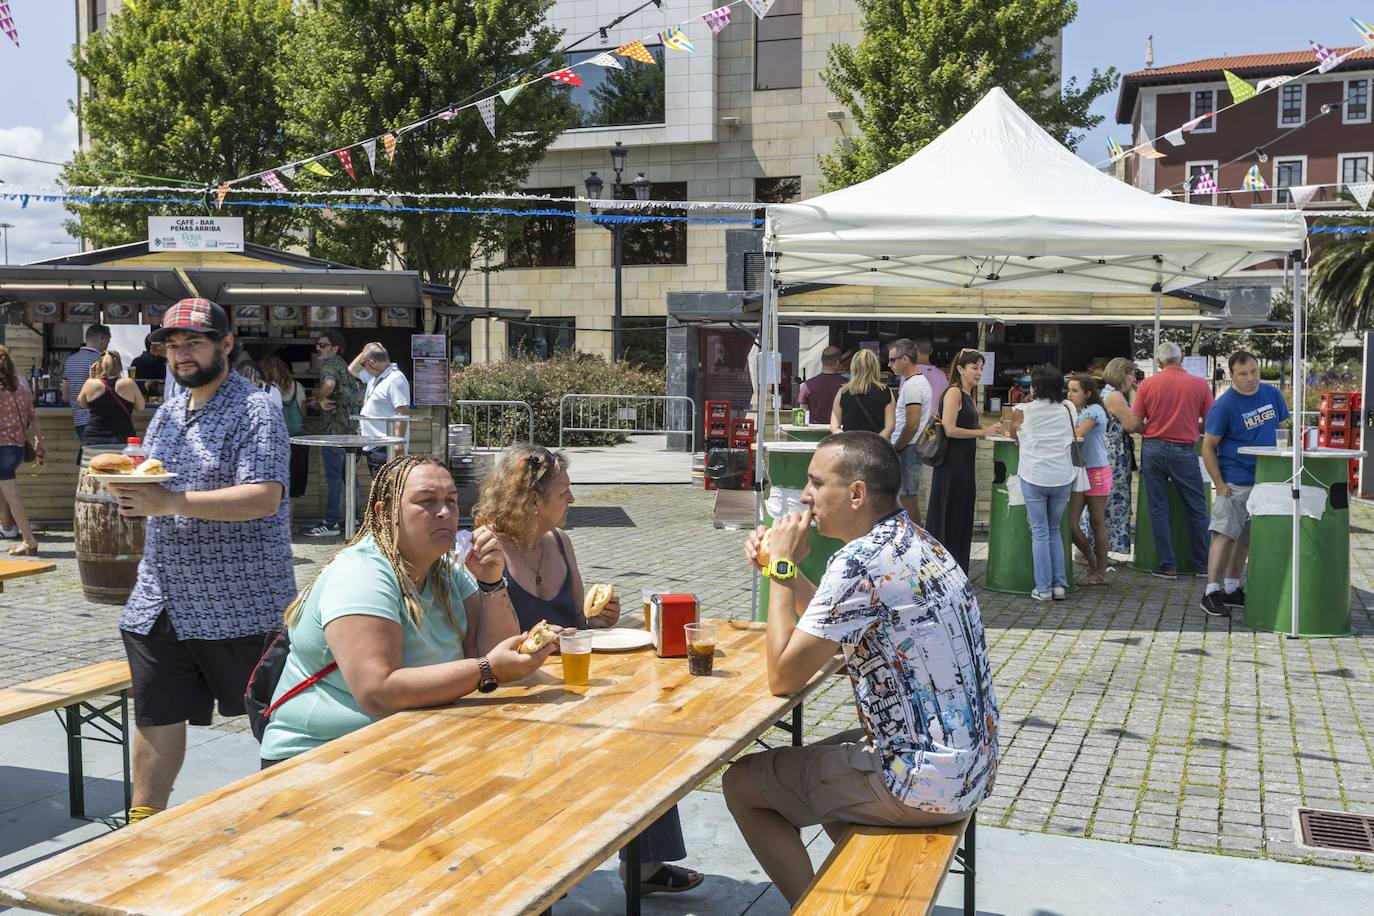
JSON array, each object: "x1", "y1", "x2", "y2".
[{"x1": 1297, "y1": 808, "x2": 1374, "y2": 853}]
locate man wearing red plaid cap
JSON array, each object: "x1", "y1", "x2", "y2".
[{"x1": 107, "y1": 297, "x2": 295, "y2": 825}]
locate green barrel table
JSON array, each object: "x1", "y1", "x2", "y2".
[
  {"x1": 780, "y1": 424, "x2": 832, "y2": 442},
  {"x1": 985, "y1": 437, "x2": 1076, "y2": 595},
  {"x1": 1239, "y1": 446, "x2": 1363, "y2": 637},
  {"x1": 756, "y1": 440, "x2": 847, "y2": 621},
  {"x1": 1132, "y1": 442, "x2": 1214, "y2": 575}
]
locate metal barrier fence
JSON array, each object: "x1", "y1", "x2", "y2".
[
  {"x1": 558, "y1": 394, "x2": 697, "y2": 450},
  {"x1": 450, "y1": 400, "x2": 535, "y2": 449}
]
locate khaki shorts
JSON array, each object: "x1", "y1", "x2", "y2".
[
  {"x1": 742, "y1": 728, "x2": 968, "y2": 829},
  {"x1": 1209, "y1": 483, "x2": 1253, "y2": 544}
]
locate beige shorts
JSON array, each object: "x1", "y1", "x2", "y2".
[
  {"x1": 1209, "y1": 483, "x2": 1253, "y2": 544},
  {"x1": 742, "y1": 728, "x2": 968, "y2": 829}
]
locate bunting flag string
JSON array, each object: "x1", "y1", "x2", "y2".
[
  {"x1": 477, "y1": 97, "x2": 497, "y2": 138},
  {"x1": 743, "y1": 0, "x2": 775, "y2": 20},
  {"x1": 216, "y1": 182, "x2": 229, "y2": 210},
  {"x1": 659, "y1": 26, "x2": 695, "y2": 54},
  {"x1": 262, "y1": 172, "x2": 287, "y2": 192},
  {"x1": 1194, "y1": 169, "x2": 1217, "y2": 195},
  {"x1": 587, "y1": 52, "x2": 623, "y2": 69},
  {"x1": 1163, "y1": 127, "x2": 1186, "y2": 147},
  {"x1": 703, "y1": 6, "x2": 732, "y2": 33},
  {"x1": 1354, "y1": 16, "x2": 1374, "y2": 44},
  {"x1": 546, "y1": 67, "x2": 583, "y2": 86},
  {"x1": 1242, "y1": 164, "x2": 1268, "y2": 191},
  {"x1": 1223, "y1": 69, "x2": 1258, "y2": 104},
  {"x1": 1289, "y1": 184, "x2": 1322, "y2": 208},
  {"x1": 1107, "y1": 138, "x2": 1124, "y2": 162},
  {"x1": 1312, "y1": 40, "x2": 1343, "y2": 73},
  {"x1": 382, "y1": 132, "x2": 398, "y2": 163},
  {"x1": 1257, "y1": 75, "x2": 1295, "y2": 92},
  {"x1": 281, "y1": 165, "x2": 297, "y2": 180},
  {"x1": 1350, "y1": 180, "x2": 1374, "y2": 210},
  {"x1": 1140, "y1": 144, "x2": 1166, "y2": 160},
  {"x1": 615, "y1": 39, "x2": 656, "y2": 64},
  {"x1": 336, "y1": 149, "x2": 357, "y2": 181},
  {"x1": 304, "y1": 160, "x2": 333, "y2": 178},
  {"x1": 362, "y1": 139, "x2": 377, "y2": 175},
  {"x1": 498, "y1": 84, "x2": 525, "y2": 105},
  {"x1": 0, "y1": 2, "x2": 18, "y2": 47}
]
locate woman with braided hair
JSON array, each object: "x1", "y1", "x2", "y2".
[{"x1": 260, "y1": 454, "x2": 557, "y2": 765}]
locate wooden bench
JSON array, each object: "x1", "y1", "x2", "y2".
[
  {"x1": 0, "y1": 660, "x2": 133, "y2": 822},
  {"x1": 795, "y1": 813, "x2": 975, "y2": 916}
]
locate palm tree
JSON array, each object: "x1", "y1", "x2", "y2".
[{"x1": 1310, "y1": 188, "x2": 1374, "y2": 331}]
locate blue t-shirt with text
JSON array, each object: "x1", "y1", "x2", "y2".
[{"x1": 1204, "y1": 383, "x2": 1289, "y2": 486}]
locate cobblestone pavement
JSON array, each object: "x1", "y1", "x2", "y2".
[{"x1": 3, "y1": 484, "x2": 1372, "y2": 872}]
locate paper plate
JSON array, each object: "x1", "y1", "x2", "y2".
[
  {"x1": 590, "y1": 628, "x2": 655, "y2": 652},
  {"x1": 89, "y1": 472, "x2": 178, "y2": 484}
]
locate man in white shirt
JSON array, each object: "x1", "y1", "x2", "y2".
[
  {"x1": 349, "y1": 343, "x2": 411, "y2": 477},
  {"x1": 887, "y1": 338, "x2": 933, "y2": 523}
]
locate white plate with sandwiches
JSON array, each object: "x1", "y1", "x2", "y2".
[
  {"x1": 590, "y1": 628, "x2": 654, "y2": 652},
  {"x1": 89, "y1": 472, "x2": 178, "y2": 484},
  {"x1": 86, "y1": 453, "x2": 176, "y2": 483}
]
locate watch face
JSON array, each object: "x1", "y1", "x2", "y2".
[
  {"x1": 478, "y1": 679, "x2": 499, "y2": 694},
  {"x1": 775, "y1": 560, "x2": 794, "y2": 577}
]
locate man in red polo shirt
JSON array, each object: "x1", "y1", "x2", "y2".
[{"x1": 1130, "y1": 342, "x2": 1214, "y2": 579}]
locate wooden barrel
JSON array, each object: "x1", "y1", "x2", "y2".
[
  {"x1": 74, "y1": 446, "x2": 146, "y2": 605},
  {"x1": 449, "y1": 451, "x2": 496, "y2": 530}
]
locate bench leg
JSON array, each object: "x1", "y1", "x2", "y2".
[
  {"x1": 120, "y1": 690, "x2": 132, "y2": 818},
  {"x1": 962, "y1": 816, "x2": 976, "y2": 916},
  {"x1": 624, "y1": 835, "x2": 641, "y2": 916},
  {"x1": 63, "y1": 702, "x2": 85, "y2": 820},
  {"x1": 54, "y1": 694, "x2": 133, "y2": 825},
  {"x1": 791, "y1": 704, "x2": 803, "y2": 747}
]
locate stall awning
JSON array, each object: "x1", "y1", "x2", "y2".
[
  {"x1": 0, "y1": 266, "x2": 191, "y2": 306},
  {"x1": 184, "y1": 268, "x2": 423, "y2": 308}
]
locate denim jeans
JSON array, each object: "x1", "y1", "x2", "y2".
[
  {"x1": 617, "y1": 806, "x2": 687, "y2": 864},
  {"x1": 1022, "y1": 480, "x2": 1072, "y2": 593},
  {"x1": 321, "y1": 446, "x2": 345, "y2": 527},
  {"x1": 365, "y1": 447, "x2": 388, "y2": 479},
  {"x1": 1140, "y1": 439, "x2": 1210, "y2": 572}
]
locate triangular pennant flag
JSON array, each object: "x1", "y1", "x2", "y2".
[
  {"x1": 281, "y1": 165, "x2": 297, "y2": 180},
  {"x1": 1181, "y1": 114, "x2": 1209, "y2": 132},
  {"x1": 336, "y1": 149, "x2": 356, "y2": 181},
  {"x1": 615, "y1": 40, "x2": 656, "y2": 64},
  {"x1": 1157, "y1": 189, "x2": 1175, "y2": 198},
  {"x1": 587, "y1": 52, "x2": 623, "y2": 69},
  {"x1": 702, "y1": 5, "x2": 732, "y2": 34},
  {"x1": 1348, "y1": 180, "x2": 1374, "y2": 210},
  {"x1": 1242, "y1": 164, "x2": 1268, "y2": 191},
  {"x1": 262, "y1": 171, "x2": 287, "y2": 192},
  {"x1": 546, "y1": 67, "x2": 583, "y2": 86},
  {"x1": 1257, "y1": 75, "x2": 1295, "y2": 92},
  {"x1": 1289, "y1": 184, "x2": 1322, "y2": 208},
  {"x1": 658, "y1": 26, "x2": 695, "y2": 54},
  {"x1": 1312, "y1": 40, "x2": 1342, "y2": 74},
  {"x1": 382, "y1": 132, "x2": 397, "y2": 162},
  {"x1": 499, "y1": 84, "x2": 525, "y2": 106},
  {"x1": 215, "y1": 182, "x2": 229, "y2": 210},
  {"x1": 1223, "y1": 69, "x2": 1257, "y2": 104},
  {"x1": 1107, "y1": 138, "x2": 1124, "y2": 162},
  {"x1": 477, "y1": 97, "x2": 497, "y2": 137},
  {"x1": 0, "y1": 2, "x2": 19, "y2": 47},
  {"x1": 1353, "y1": 16, "x2": 1374, "y2": 45},
  {"x1": 362, "y1": 139, "x2": 377, "y2": 175},
  {"x1": 1163, "y1": 128, "x2": 1186, "y2": 147},
  {"x1": 1141, "y1": 144, "x2": 1167, "y2": 160},
  {"x1": 743, "y1": 0, "x2": 776, "y2": 19},
  {"x1": 304, "y1": 160, "x2": 333, "y2": 177},
  {"x1": 1195, "y1": 168, "x2": 1217, "y2": 195}
]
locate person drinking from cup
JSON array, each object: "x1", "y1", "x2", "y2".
[
  {"x1": 725, "y1": 431, "x2": 999, "y2": 906},
  {"x1": 471, "y1": 445, "x2": 705, "y2": 897},
  {"x1": 260, "y1": 454, "x2": 556, "y2": 766}
]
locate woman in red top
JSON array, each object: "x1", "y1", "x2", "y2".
[{"x1": 0, "y1": 345, "x2": 47, "y2": 555}]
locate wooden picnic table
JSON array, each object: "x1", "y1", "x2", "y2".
[
  {"x1": 0, "y1": 557, "x2": 56, "y2": 593},
  {"x1": 0, "y1": 619, "x2": 841, "y2": 916}
]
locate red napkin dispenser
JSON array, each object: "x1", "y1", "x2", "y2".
[{"x1": 650, "y1": 593, "x2": 698, "y2": 657}]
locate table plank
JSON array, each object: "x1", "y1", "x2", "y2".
[
  {"x1": 0, "y1": 660, "x2": 131, "y2": 726},
  {"x1": 0, "y1": 558, "x2": 56, "y2": 593},
  {"x1": 0, "y1": 620, "x2": 840, "y2": 916}
]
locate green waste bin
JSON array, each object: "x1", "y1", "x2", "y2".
[
  {"x1": 1132, "y1": 442, "x2": 1214, "y2": 575},
  {"x1": 985, "y1": 437, "x2": 1077, "y2": 595},
  {"x1": 780, "y1": 424, "x2": 831, "y2": 442},
  {"x1": 1241, "y1": 447, "x2": 1361, "y2": 637},
  {"x1": 757, "y1": 441, "x2": 846, "y2": 621}
]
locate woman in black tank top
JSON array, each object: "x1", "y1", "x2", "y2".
[{"x1": 473, "y1": 446, "x2": 705, "y2": 896}]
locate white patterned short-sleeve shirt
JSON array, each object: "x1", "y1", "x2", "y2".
[
  {"x1": 119, "y1": 372, "x2": 296, "y2": 640},
  {"x1": 798, "y1": 511, "x2": 999, "y2": 813}
]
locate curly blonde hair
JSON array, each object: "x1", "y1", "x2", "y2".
[{"x1": 473, "y1": 445, "x2": 569, "y2": 546}]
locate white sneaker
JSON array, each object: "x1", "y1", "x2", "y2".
[
  {"x1": 0, "y1": 524, "x2": 19, "y2": 540},
  {"x1": 304, "y1": 523, "x2": 341, "y2": 538},
  {"x1": 1031, "y1": 590, "x2": 1054, "y2": 602},
  {"x1": 1052, "y1": 586, "x2": 1067, "y2": 600}
]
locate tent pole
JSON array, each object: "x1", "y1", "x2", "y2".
[
  {"x1": 1290, "y1": 252, "x2": 1304, "y2": 639},
  {"x1": 752, "y1": 216, "x2": 775, "y2": 621},
  {"x1": 1153, "y1": 256, "x2": 1163, "y2": 367}
]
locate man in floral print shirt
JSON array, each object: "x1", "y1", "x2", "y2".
[{"x1": 724, "y1": 431, "x2": 999, "y2": 905}]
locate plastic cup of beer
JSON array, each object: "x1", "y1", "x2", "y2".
[
  {"x1": 559, "y1": 630, "x2": 594, "y2": 687},
  {"x1": 685, "y1": 622, "x2": 718, "y2": 676}
]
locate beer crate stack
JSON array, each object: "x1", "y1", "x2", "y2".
[
  {"x1": 703, "y1": 400, "x2": 732, "y2": 492},
  {"x1": 1317, "y1": 391, "x2": 1361, "y2": 491},
  {"x1": 731, "y1": 418, "x2": 756, "y2": 489}
]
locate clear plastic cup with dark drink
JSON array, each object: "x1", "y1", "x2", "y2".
[{"x1": 686, "y1": 622, "x2": 717, "y2": 676}]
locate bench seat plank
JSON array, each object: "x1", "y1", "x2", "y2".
[
  {"x1": 0, "y1": 660, "x2": 132, "y2": 726},
  {"x1": 795, "y1": 819, "x2": 969, "y2": 916}
]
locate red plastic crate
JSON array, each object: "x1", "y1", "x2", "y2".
[
  {"x1": 1319, "y1": 430, "x2": 1350, "y2": 448},
  {"x1": 1319, "y1": 412, "x2": 1352, "y2": 430},
  {"x1": 1320, "y1": 391, "x2": 1359, "y2": 411}
]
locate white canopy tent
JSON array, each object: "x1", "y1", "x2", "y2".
[{"x1": 760, "y1": 87, "x2": 1317, "y2": 635}]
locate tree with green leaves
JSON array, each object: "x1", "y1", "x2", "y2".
[
  {"x1": 820, "y1": 0, "x2": 1118, "y2": 189},
  {"x1": 279, "y1": 0, "x2": 576, "y2": 286},
  {"x1": 1245, "y1": 289, "x2": 1336, "y2": 370},
  {"x1": 62, "y1": 0, "x2": 300, "y2": 249}
]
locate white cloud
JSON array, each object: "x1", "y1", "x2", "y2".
[{"x1": 0, "y1": 111, "x2": 81, "y2": 265}]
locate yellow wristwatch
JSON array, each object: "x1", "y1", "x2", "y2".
[{"x1": 766, "y1": 557, "x2": 797, "y2": 581}]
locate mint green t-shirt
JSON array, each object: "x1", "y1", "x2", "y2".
[{"x1": 260, "y1": 535, "x2": 477, "y2": 761}]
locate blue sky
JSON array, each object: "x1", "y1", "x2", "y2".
[{"x1": 0, "y1": 2, "x2": 1366, "y2": 264}]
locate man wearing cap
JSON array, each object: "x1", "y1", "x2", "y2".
[{"x1": 106, "y1": 298, "x2": 294, "y2": 826}]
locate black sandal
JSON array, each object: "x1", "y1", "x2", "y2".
[{"x1": 637, "y1": 864, "x2": 704, "y2": 895}]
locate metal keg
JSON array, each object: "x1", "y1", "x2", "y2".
[
  {"x1": 448, "y1": 424, "x2": 474, "y2": 459},
  {"x1": 449, "y1": 451, "x2": 495, "y2": 529}
]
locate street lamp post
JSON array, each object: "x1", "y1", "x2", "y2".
[
  {"x1": 584, "y1": 141, "x2": 652, "y2": 361},
  {"x1": 0, "y1": 223, "x2": 13, "y2": 265}
]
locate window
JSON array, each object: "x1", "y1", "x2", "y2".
[
  {"x1": 755, "y1": 0, "x2": 802, "y2": 90},
  {"x1": 505, "y1": 187, "x2": 576, "y2": 268},
  {"x1": 565, "y1": 46, "x2": 666, "y2": 129},
  {"x1": 1273, "y1": 157, "x2": 1305, "y2": 204},
  {"x1": 1278, "y1": 83, "x2": 1304, "y2": 126},
  {"x1": 619, "y1": 181, "x2": 688, "y2": 266},
  {"x1": 507, "y1": 317, "x2": 575, "y2": 359},
  {"x1": 621, "y1": 317, "x2": 667, "y2": 371},
  {"x1": 1341, "y1": 154, "x2": 1373, "y2": 187},
  {"x1": 1346, "y1": 79, "x2": 1370, "y2": 123},
  {"x1": 753, "y1": 175, "x2": 801, "y2": 223},
  {"x1": 1191, "y1": 89, "x2": 1215, "y2": 132},
  {"x1": 1186, "y1": 161, "x2": 1218, "y2": 205}
]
